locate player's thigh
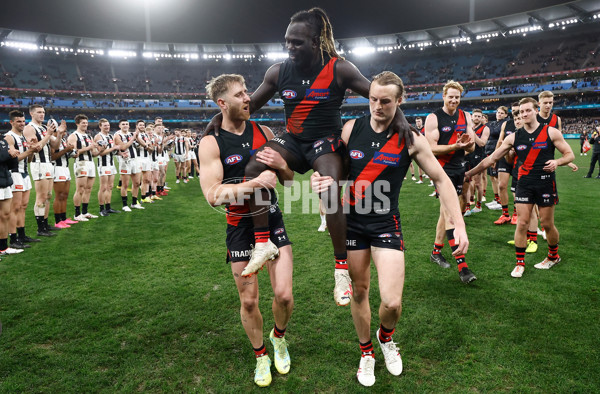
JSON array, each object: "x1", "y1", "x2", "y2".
[
  {"x1": 267, "y1": 245, "x2": 293, "y2": 299},
  {"x1": 372, "y1": 247, "x2": 405, "y2": 305}
]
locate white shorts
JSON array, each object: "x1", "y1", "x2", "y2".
[
  {"x1": 74, "y1": 160, "x2": 96, "y2": 178},
  {"x1": 0, "y1": 186, "x2": 12, "y2": 200},
  {"x1": 54, "y1": 166, "x2": 71, "y2": 182},
  {"x1": 140, "y1": 157, "x2": 152, "y2": 172},
  {"x1": 157, "y1": 157, "x2": 167, "y2": 166},
  {"x1": 164, "y1": 153, "x2": 170, "y2": 163},
  {"x1": 98, "y1": 165, "x2": 117, "y2": 177},
  {"x1": 173, "y1": 153, "x2": 186, "y2": 163},
  {"x1": 11, "y1": 172, "x2": 33, "y2": 192},
  {"x1": 186, "y1": 151, "x2": 195, "y2": 161},
  {"x1": 30, "y1": 162, "x2": 54, "y2": 181},
  {"x1": 151, "y1": 161, "x2": 159, "y2": 171},
  {"x1": 118, "y1": 157, "x2": 142, "y2": 175}
]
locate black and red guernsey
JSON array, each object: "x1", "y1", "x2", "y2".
[
  {"x1": 344, "y1": 116, "x2": 411, "y2": 218},
  {"x1": 537, "y1": 113, "x2": 559, "y2": 128},
  {"x1": 277, "y1": 57, "x2": 346, "y2": 141},
  {"x1": 214, "y1": 121, "x2": 269, "y2": 226},
  {"x1": 513, "y1": 124, "x2": 555, "y2": 179},
  {"x1": 472, "y1": 124, "x2": 486, "y2": 157},
  {"x1": 434, "y1": 108, "x2": 468, "y2": 171}
]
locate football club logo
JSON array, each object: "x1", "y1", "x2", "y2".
[
  {"x1": 441, "y1": 126, "x2": 452, "y2": 133},
  {"x1": 225, "y1": 154, "x2": 243, "y2": 165},
  {"x1": 313, "y1": 140, "x2": 324, "y2": 148},
  {"x1": 282, "y1": 90, "x2": 297, "y2": 99},
  {"x1": 350, "y1": 150, "x2": 364, "y2": 159},
  {"x1": 378, "y1": 233, "x2": 392, "y2": 238},
  {"x1": 516, "y1": 145, "x2": 527, "y2": 151}
]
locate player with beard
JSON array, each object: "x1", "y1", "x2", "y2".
[
  {"x1": 68, "y1": 114, "x2": 99, "y2": 221},
  {"x1": 114, "y1": 120, "x2": 143, "y2": 211},
  {"x1": 466, "y1": 97, "x2": 574, "y2": 278},
  {"x1": 311, "y1": 72, "x2": 468, "y2": 387},
  {"x1": 463, "y1": 109, "x2": 489, "y2": 216},
  {"x1": 211, "y1": 8, "x2": 413, "y2": 307},
  {"x1": 493, "y1": 104, "x2": 519, "y2": 224},
  {"x1": 95, "y1": 119, "x2": 120, "y2": 216},
  {"x1": 4, "y1": 110, "x2": 40, "y2": 248},
  {"x1": 483, "y1": 106, "x2": 509, "y2": 210},
  {"x1": 200, "y1": 74, "x2": 294, "y2": 387},
  {"x1": 410, "y1": 117, "x2": 425, "y2": 184},
  {"x1": 425, "y1": 80, "x2": 477, "y2": 283},
  {"x1": 24, "y1": 105, "x2": 61, "y2": 236}
]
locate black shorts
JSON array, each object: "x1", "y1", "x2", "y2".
[
  {"x1": 225, "y1": 209, "x2": 292, "y2": 263},
  {"x1": 346, "y1": 213, "x2": 404, "y2": 251},
  {"x1": 497, "y1": 157, "x2": 513, "y2": 173},
  {"x1": 443, "y1": 167, "x2": 465, "y2": 196},
  {"x1": 465, "y1": 153, "x2": 483, "y2": 170},
  {"x1": 271, "y1": 132, "x2": 345, "y2": 174},
  {"x1": 510, "y1": 165, "x2": 519, "y2": 193},
  {"x1": 514, "y1": 174, "x2": 558, "y2": 207}
]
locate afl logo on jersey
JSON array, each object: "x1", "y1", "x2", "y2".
[
  {"x1": 350, "y1": 150, "x2": 364, "y2": 159},
  {"x1": 274, "y1": 227, "x2": 285, "y2": 235},
  {"x1": 441, "y1": 126, "x2": 452, "y2": 133},
  {"x1": 542, "y1": 194, "x2": 550, "y2": 198},
  {"x1": 516, "y1": 145, "x2": 527, "y2": 151},
  {"x1": 378, "y1": 233, "x2": 392, "y2": 238},
  {"x1": 313, "y1": 140, "x2": 324, "y2": 148},
  {"x1": 225, "y1": 154, "x2": 243, "y2": 165},
  {"x1": 282, "y1": 90, "x2": 297, "y2": 99}
]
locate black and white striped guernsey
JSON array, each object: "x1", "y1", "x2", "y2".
[
  {"x1": 29, "y1": 122, "x2": 51, "y2": 163},
  {"x1": 54, "y1": 137, "x2": 70, "y2": 168},
  {"x1": 115, "y1": 131, "x2": 137, "y2": 158},
  {"x1": 97, "y1": 132, "x2": 115, "y2": 167},
  {"x1": 174, "y1": 136, "x2": 186, "y2": 155},
  {"x1": 6, "y1": 130, "x2": 28, "y2": 174},
  {"x1": 74, "y1": 131, "x2": 93, "y2": 162}
]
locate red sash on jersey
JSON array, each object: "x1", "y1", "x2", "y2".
[
  {"x1": 287, "y1": 58, "x2": 336, "y2": 136},
  {"x1": 518, "y1": 125, "x2": 549, "y2": 179},
  {"x1": 548, "y1": 114, "x2": 558, "y2": 128},
  {"x1": 437, "y1": 109, "x2": 466, "y2": 168},
  {"x1": 226, "y1": 121, "x2": 267, "y2": 226},
  {"x1": 346, "y1": 133, "x2": 405, "y2": 205}
]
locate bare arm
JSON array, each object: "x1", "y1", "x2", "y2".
[
  {"x1": 476, "y1": 126, "x2": 490, "y2": 147},
  {"x1": 466, "y1": 134, "x2": 516, "y2": 178},
  {"x1": 249, "y1": 63, "x2": 281, "y2": 113},
  {"x1": 409, "y1": 134, "x2": 468, "y2": 255},
  {"x1": 545, "y1": 126, "x2": 574, "y2": 172},
  {"x1": 199, "y1": 135, "x2": 277, "y2": 207}
]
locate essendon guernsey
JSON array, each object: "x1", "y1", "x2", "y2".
[
  {"x1": 537, "y1": 113, "x2": 559, "y2": 128},
  {"x1": 214, "y1": 121, "x2": 270, "y2": 227},
  {"x1": 434, "y1": 108, "x2": 468, "y2": 171},
  {"x1": 344, "y1": 116, "x2": 411, "y2": 218},
  {"x1": 513, "y1": 124, "x2": 555, "y2": 179},
  {"x1": 277, "y1": 57, "x2": 345, "y2": 141}
]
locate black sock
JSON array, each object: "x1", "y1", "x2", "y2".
[
  {"x1": 0, "y1": 238, "x2": 7, "y2": 250},
  {"x1": 61, "y1": 213, "x2": 67, "y2": 222},
  {"x1": 118, "y1": 180, "x2": 122, "y2": 187},
  {"x1": 17, "y1": 227, "x2": 25, "y2": 238},
  {"x1": 106, "y1": 203, "x2": 111, "y2": 210},
  {"x1": 99, "y1": 204, "x2": 105, "y2": 212},
  {"x1": 75, "y1": 206, "x2": 81, "y2": 217},
  {"x1": 132, "y1": 197, "x2": 138, "y2": 205},
  {"x1": 82, "y1": 203, "x2": 88, "y2": 215},
  {"x1": 9, "y1": 233, "x2": 17, "y2": 243},
  {"x1": 55, "y1": 213, "x2": 62, "y2": 224},
  {"x1": 35, "y1": 216, "x2": 44, "y2": 231},
  {"x1": 122, "y1": 196, "x2": 128, "y2": 207}
]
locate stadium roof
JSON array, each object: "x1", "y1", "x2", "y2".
[{"x1": 1, "y1": 0, "x2": 599, "y2": 59}]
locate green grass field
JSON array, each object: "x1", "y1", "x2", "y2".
[{"x1": 1, "y1": 140, "x2": 598, "y2": 392}]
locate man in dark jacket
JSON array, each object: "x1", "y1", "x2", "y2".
[{"x1": 584, "y1": 126, "x2": 600, "y2": 178}]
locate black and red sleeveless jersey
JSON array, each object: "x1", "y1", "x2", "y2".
[
  {"x1": 537, "y1": 113, "x2": 559, "y2": 129},
  {"x1": 344, "y1": 116, "x2": 411, "y2": 218},
  {"x1": 417, "y1": 126, "x2": 425, "y2": 135},
  {"x1": 514, "y1": 124, "x2": 555, "y2": 180},
  {"x1": 469, "y1": 124, "x2": 486, "y2": 157},
  {"x1": 214, "y1": 121, "x2": 269, "y2": 227},
  {"x1": 277, "y1": 57, "x2": 346, "y2": 141},
  {"x1": 434, "y1": 108, "x2": 467, "y2": 171}
]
